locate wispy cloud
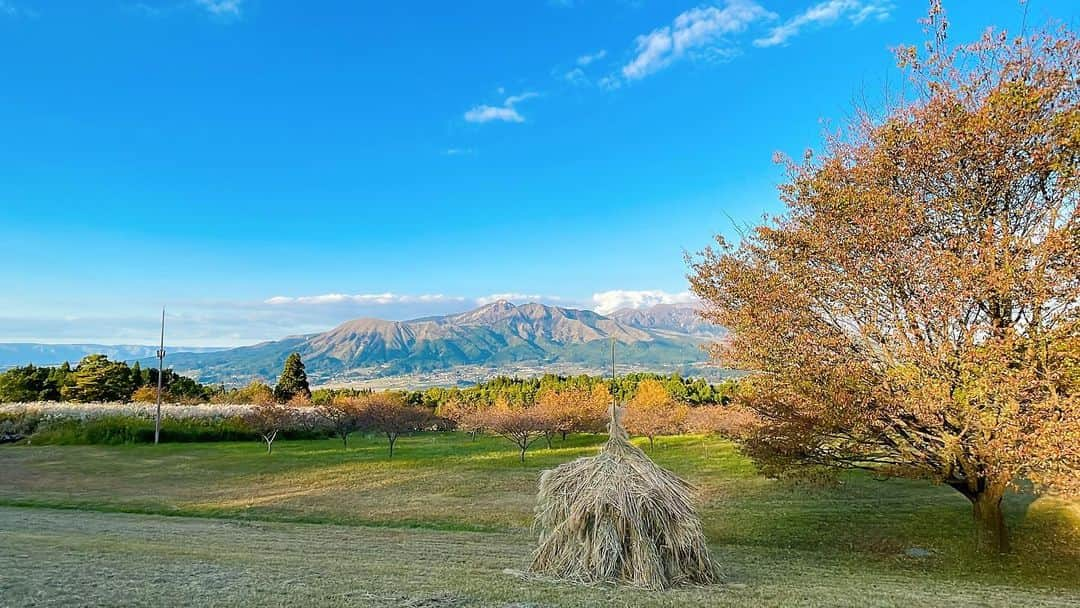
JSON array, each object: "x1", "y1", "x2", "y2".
[
  {"x1": 754, "y1": 0, "x2": 891, "y2": 47},
  {"x1": 464, "y1": 91, "x2": 538, "y2": 124},
  {"x1": 265, "y1": 293, "x2": 464, "y2": 306},
  {"x1": 620, "y1": 1, "x2": 774, "y2": 81},
  {"x1": 591, "y1": 290, "x2": 697, "y2": 314},
  {"x1": 443, "y1": 147, "x2": 475, "y2": 156},
  {"x1": 563, "y1": 67, "x2": 589, "y2": 85},
  {"x1": 561, "y1": 50, "x2": 609, "y2": 86},
  {"x1": 194, "y1": 0, "x2": 242, "y2": 18},
  {"x1": 577, "y1": 49, "x2": 607, "y2": 66},
  {"x1": 0, "y1": 1, "x2": 37, "y2": 18}
]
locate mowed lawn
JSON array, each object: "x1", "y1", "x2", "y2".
[{"x1": 1, "y1": 433, "x2": 1078, "y2": 607}]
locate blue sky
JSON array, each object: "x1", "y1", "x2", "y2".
[{"x1": 1, "y1": 0, "x2": 1073, "y2": 346}]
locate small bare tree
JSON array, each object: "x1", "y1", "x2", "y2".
[
  {"x1": 317, "y1": 396, "x2": 365, "y2": 449},
  {"x1": 243, "y1": 402, "x2": 295, "y2": 455},
  {"x1": 475, "y1": 399, "x2": 549, "y2": 463},
  {"x1": 440, "y1": 397, "x2": 484, "y2": 440},
  {"x1": 359, "y1": 392, "x2": 431, "y2": 459}
]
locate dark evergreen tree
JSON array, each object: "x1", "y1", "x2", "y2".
[
  {"x1": 274, "y1": 352, "x2": 311, "y2": 402},
  {"x1": 130, "y1": 361, "x2": 144, "y2": 388},
  {"x1": 60, "y1": 355, "x2": 135, "y2": 402}
]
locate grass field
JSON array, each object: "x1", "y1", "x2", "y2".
[{"x1": 2, "y1": 433, "x2": 1078, "y2": 607}]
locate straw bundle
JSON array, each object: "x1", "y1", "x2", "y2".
[{"x1": 528, "y1": 407, "x2": 719, "y2": 589}]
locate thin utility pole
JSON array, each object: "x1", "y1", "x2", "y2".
[
  {"x1": 154, "y1": 307, "x2": 166, "y2": 445},
  {"x1": 610, "y1": 338, "x2": 617, "y2": 421}
]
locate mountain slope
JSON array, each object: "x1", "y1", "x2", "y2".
[
  {"x1": 160, "y1": 301, "x2": 713, "y2": 385},
  {"x1": 610, "y1": 303, "x2": 727, "y2": 338}
]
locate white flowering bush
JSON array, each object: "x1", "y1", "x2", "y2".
[
  {"x1": 1, "y1": 402, "x2": 320, "y2": 422},
  {"x1": 0, "y1": 402, "x2": 328, "y2": 443}
]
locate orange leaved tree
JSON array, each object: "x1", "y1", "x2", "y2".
[
  {"x1": 534, "y1": 384, "x2": 610, "y2": 446},
  {"x1": 359, "y1": 392, "x2": 431, "y2": 459},
  {"x1": 475, "y1": 397, "x2": 549, "y2": 463},
  {"x1": 689, "y1": 4, "x2": 1078, "y2": 554},
  {"x1": 622, "y1": 378, "x2": 688, "y2": 450}
]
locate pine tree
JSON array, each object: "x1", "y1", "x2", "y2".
[{"x1": 274, "y1": 353, "x2": 311, "y2": 402}]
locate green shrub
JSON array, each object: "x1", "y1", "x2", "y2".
[{"x1": 0, "y1": 411, "x2": 43, "y2": 438}]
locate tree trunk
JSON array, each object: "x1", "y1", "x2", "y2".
[
  {"x1": 387, "y1": 433, "x2": 396, "y2": 459},
  {"x1": 342, "y1": 434, "x2": 348, "y2": 449},
  {"x1": 519, "y1": 445, "x2": 527, "y2": 463},
  {"x1": 648, "y1": 435, "x2": 655, "y2": 450},
  {"x1": 970, "y1": 487, "x2": 1010, "y2": 554},
  {"x1": 544, "y1": 431, "x2": 553, "y2": 450}
]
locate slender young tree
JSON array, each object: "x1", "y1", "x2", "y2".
[
  {"x1": 318, "y1": 396, "x2": 366, "y2": 449},
  {"x1": 359, "y1": 392, "x2": 431, "y2": 459},
  {"x1": 243, "y1": 401, "x2": 295, "y2": 455},
  {"x1": 534, "y1": 385, "x2": 609, "y2": 446},
  {"x1": 476, "y1": 398, "x2": 550, "y2": 463},
  {"x1": 622, "y1": 379, "x2": 688, "y2": 450},
  {"x1": 689, "y1": 4, "x2": 1079, "y2": 554}
]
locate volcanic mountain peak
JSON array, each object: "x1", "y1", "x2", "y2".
[{"x1": 155, "y1": 301, "x2": 715, "y2": 385}]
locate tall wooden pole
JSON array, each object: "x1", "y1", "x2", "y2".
[
  {"x1": 610, "y1": 338, "x2": 616, "y2": 422},
  {"x1": 154, "y1": 307, "x2": 165, "y2": 445}
]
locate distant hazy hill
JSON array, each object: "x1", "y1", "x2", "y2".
[
  {"x1": 610, "y1": 303, "x2": 726, "y2": 338},
  {"x1": 0, "y1": 344, "x2": 225, "y2": 369},
  {"x1": 158, "y1": 301, "x2": 723, "y2": 385}
]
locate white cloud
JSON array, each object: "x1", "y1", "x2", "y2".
[
  {"x1": 195, "y1": 0, "x2": 242, "y2": 18},
  {"x1": 265, "y1": 293, "x2": 464, "y2": 306},
  {"x1": 563, "y1": 67, "x2": 589, "y2": 85},
  {"x1": 464, "y1": 91, "x2": 538, "y2": 124},
  {"x1": 504, "y1": 91, "x2": 538, "y2": 106},
  {"x1": 577, "y1": 49, "x2": 607, "y2": 66},
  {"x1": 591, "y1": 290, "x2": 697, "y2": 314},
  {"x1": 464, "y1": 105, "x2": 524, "y2": 123},
  {"x1": 620, "y1": 1, "x2": 774, "y2": 81},
  {"x1": 753, "y1": 0, "x2": 891, "y2": 48},
  {"x1": 597, "y1": 75, "x2": 623, "y2": 90},
  {"x1": 443, "y1": 147, "x2": 475, "y2": 156}
]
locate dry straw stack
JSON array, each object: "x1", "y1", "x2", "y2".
[{"x1": 529, "y1": 407, "x2": 719, "y2": 589}]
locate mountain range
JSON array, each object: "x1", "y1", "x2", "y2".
[
  {"x1": 0, "y1": 343, "x2": 225, "y2": 369},
  {"x1": 155, "y1": 301, "x2": 724, "y2": 386}
]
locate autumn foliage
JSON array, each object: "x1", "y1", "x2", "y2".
[
  {"x1": 242, "y1": 401, "x2": 297, "y2": 454},
  {"x1": 689, "y1": 4, "x2": 1078, "y2": 554},
  {"x1": 622, "y1": 379, "x2": 689, "y2": 449},
  {"x1": 355, "y1": 392, "x2": 431, "y2": 459},
  {"x1": 534, "y1": 384, "x2": 610, "y2": 445}
]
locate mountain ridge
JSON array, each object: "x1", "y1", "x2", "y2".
[{"x1": 157, "y1": 301, "x2": 722, "y2": 386}]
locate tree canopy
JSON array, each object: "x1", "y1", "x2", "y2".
[{"x1": 689, "y1": 5, "x2": 1078, "y2": 554}]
